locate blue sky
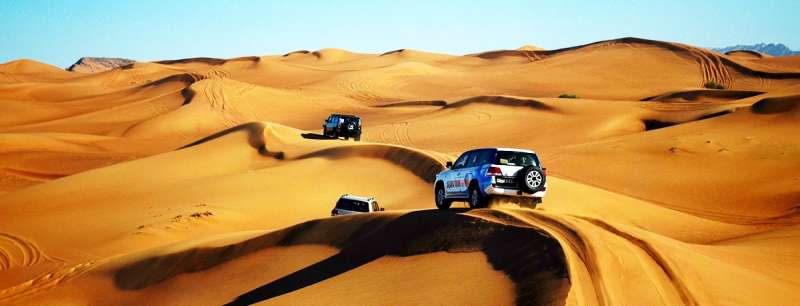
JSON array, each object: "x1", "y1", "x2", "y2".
[{"x1": 1, "y1": 0, "x2": 798, "y2": 68}]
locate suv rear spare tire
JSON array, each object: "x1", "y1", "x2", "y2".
[{"x1": 517, "y1": 166, "x2": 546, "y2": 194}]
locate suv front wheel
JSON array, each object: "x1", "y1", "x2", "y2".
[{"x1": 435, "y1": 186, "x2": 452, "y2": 210}]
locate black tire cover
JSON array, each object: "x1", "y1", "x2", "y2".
[{"x1": 516, "y1": 166, "x2": 546, "y2": 193}]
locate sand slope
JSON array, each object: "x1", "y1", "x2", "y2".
[{"x1": 1, "y1": 37, "x2": 799, "y2": 305}]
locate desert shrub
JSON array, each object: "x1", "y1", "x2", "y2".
[
  {"x1": 558, "y1": 93, "x2": 578, "y2": 99},
  {"x1": 704, "y1": 81, "x2": 725, "y2": 89}
]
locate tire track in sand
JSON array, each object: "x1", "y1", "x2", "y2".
[
  {"x1": 392, "y1": 122, "x2": 414, "y2": 147},
  {"x1": 486, "y1": 209, "x2": 610, "y2": 306},
  {"x1": 99, "y1": 66, "x2": 122, "y2": 86},
  {"x1": 686, "y1": 46, "x2": 733, "y2": 88},
  {"x1": 197, "y1": 70, "x2": 258, "y2": 128},
  {"x1": 0, "y1": 233, "x2": 97, "y2": 303},
  {"x1": 0, "y1": 71, "x2": 21, "y2": 83},
  {"x1": 201, "y1": 77, "x2": 241, "y2": 129},
  {"x1": 490, "y1": 208, "x2": 697, "y2": 306},
  {"x1": 0, "y1": 261, "x2": 96, "y2": 303},
  {"x1": 474, "y1": 111, "x2": 493, "y2": 122},
  {"x1": 573, "y1": 216, "x2": 698, "y2": 306},
  {"x1": 369, "y1": 122, "x2": 413, "y2": 147},
  {"x1": 0, "y1": 233, "x2": 55, "y2": 270}
]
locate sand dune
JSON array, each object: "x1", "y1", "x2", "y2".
[
  {"x1": 1, "y1": 37, "x2": 799, "y2": 305},
  {"x1": 740, "y1": 55, "x2": 800, "y2": 73},
  {"x1": 0, "y1": 60, "x2": 73, "y2": 81},
  {"x1": 546, "y1": 94, "x2": 800, "y2": 222},
  {"x1": 641, "y1": 89, "x2": 764, "y2": 102}
]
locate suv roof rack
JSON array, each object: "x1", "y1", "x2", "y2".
[{"x1": 341, "y1": 194, "x2": 374, "y2": 201}]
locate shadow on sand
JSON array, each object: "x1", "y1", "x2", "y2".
[
  {"x1": 179, "y1": 122, "x2": 284, "y2": 159},
  {"x1": 223, "y1": 209, "x2": 568, "y2": 305},
  {"x1": 300, "y1": 132, "x2": 332, "y2": 140}
]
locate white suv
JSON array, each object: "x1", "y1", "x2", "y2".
[
  {"x1": 434, "y1": 148, "x2": 547, "y2": 209},
  {"x1": 331, "y1": 194, "x2": 383, "y2": 216}
]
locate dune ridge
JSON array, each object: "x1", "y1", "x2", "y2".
[
  {"x1": 751, "y1": 94, "x2": 800, "y2": 114},
  {"x1": 375, "y1": 95, "x2": 555, "y2": 111},
  {"x1": 155, "y1": 56, "x2": 260, "y2": 66},
  {"x1": 473, "y1": 37, "x2": 800, "y2": 85},
  {"x1": 724, "y1": 50, "x2": 768, "y2": 58},
  {"x1": 294, "y1": 144, "x2": 445, "y2": 183},
  {"x1": 641, "y1": 89, "x2": 765, "y2": 102}
]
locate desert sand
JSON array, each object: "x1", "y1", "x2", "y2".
[{"x1": 1, "y1": 37, "x2": 799, "y2": 305}]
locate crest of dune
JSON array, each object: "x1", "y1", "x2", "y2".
[{"x1": 516, "y1": 44, "x2": 545, "y2": 51}]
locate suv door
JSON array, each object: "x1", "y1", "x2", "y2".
[
  {"x1": 354, "y1": 201, "x2": 369, "y2": 213},
  {"x1": 455, "y1": 150, "x2": 486, "y2": 195},
  {"x1": 324, "y1": 116, "x2": 337, "y2": 133},
  {"x1": 334, "y1": 198, "x2": 350, "y2": 215},
  {"x1": 451, "y1": 151, "x2": 477, "y2": 196},
  {"x1": 445, "y1": 152, "x2": 471, "y2": 195}
]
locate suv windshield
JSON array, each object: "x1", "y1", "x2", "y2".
[
  {"x1": 495, "y1": 151, "x2": 540, "y2": 167},
  {"x1": 336, "y1": 199, "x2": 370, "y2": 212}
]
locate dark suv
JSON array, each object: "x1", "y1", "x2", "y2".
[{"x1": 323, "y1": 114, "x2": 362, "y2": 141}]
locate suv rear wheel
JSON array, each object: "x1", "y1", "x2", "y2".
[
  {"x1": 435, "y1": 186, "x2": 452, "y2": 210},
  {"x1": 468, "y1": 186, "x2": 487, "y2": 209}
]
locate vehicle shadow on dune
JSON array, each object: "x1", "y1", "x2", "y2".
[
  {"x1": 300, "y1": 132, "x2": 332, "y2": 140},
  {"x1": 223, "y1": 209, "x2": 568, "y2": 306}
]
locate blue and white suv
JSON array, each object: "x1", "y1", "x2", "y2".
[{"x1": 434, "y1": 148, "x2": 547, "y2": 209}]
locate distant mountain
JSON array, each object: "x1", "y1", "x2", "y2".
[
  {"x1": 67, "y1": 57, "x2": 135, "y2": 73},
  {"x1": 713, "y1": 43, "x2": 800, "y2": 57}
]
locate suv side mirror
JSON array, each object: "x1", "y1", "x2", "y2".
[{"x1": 446, "y1": 161, "x2": 453, "y2": 168}]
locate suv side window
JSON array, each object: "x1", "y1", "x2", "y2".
[
  {"x1": 452, "y1": 152, "x2": 472, "y2": 169},
  {"x1": 336, "y1": 199, "x2": 349, "y2": 211},
  {"x1": 533, "y1": 154, "x2": 542, "y2": 167},
  {"x1": 467, "y1": 149, "x2": 493, "y2": 167},
  {"x1": 356, "y1": 201, "x2": 369, "y2": 212},
  {"x1": 465, "y1": 150, "x2": 481, "y2": 167},
  {"x1": 480, "y1": 149, "x2": 496, "y2": 165}
]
